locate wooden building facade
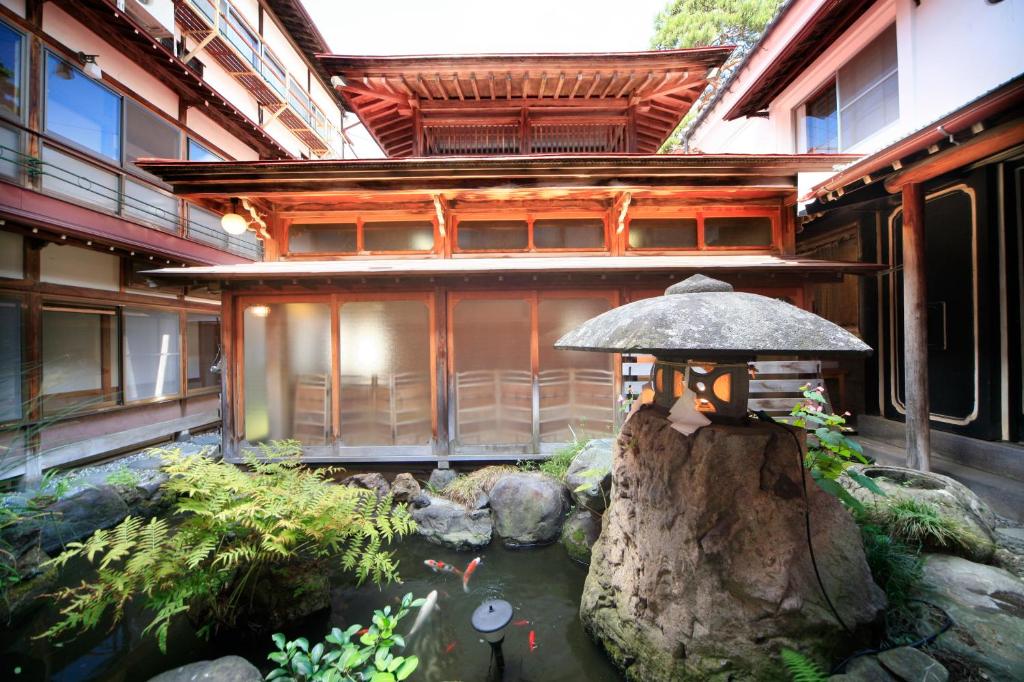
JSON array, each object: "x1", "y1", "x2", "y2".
[{"x1": 141, "y1": 51, "x2": 875, "y2": 463}]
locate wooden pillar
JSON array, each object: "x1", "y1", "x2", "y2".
[{"x1": 901, "y1": 182, "x2": 930, "y2": 471}]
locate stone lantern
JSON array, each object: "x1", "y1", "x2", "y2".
[
  {"x1": 555, "y1": 274, "x2": 871, "y2": 421},
  {"x1": 556, "y1": 274, "x2": 886, "y2": 681}
]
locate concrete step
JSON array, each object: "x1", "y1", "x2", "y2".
[{"x1": 858, "y1": 434, "x2": 1024, "y2": 523}]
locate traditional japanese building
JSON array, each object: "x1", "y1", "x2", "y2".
[{"x1": 140, "y1": 48, "x2": 875, "y2": 464}]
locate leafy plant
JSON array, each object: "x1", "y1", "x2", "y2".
[
  {"x1": 267, "y1": 592, "x2": 422, "y2": 682},
  {"x1": 104, "y1": 466, "x2": 140, "y2": 488},
  {"x1": 440, "y1": 465, "x2": 516, "y2": 507},
  {"x1": 857, "y1": 519, "x2": 924, "y2": 611},
  {"x1": 780, "y1": 648, "x2": 828, "y2": 682},
  {"x1": 38, "y1": 442, "x2": 415, "y2": 651},
  {"x1": 863, "y1": 497, "x2": 980, "y2": 553},
  {"x1": 538, "y1": 436, "x2": 589, "y2": 480},
  {"x1": 790, "y1": 386, "x2": 883, "y2": 510},
  {"x1": 26, "y1": 469, "x2": 71, "y2": 508}
]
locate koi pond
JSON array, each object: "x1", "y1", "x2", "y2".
[{"x1": 2, "y1": 536, "x2": 622, "y2": 681}]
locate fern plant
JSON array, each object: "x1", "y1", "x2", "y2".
[
  {"x1": 780, "y1": 649, "x2": 828, "y2": 682},
  {"x1": 38, "y1": 441, "x2": 415, "y2": 652}
]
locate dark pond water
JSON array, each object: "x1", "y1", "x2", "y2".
[{"x1": 1, "y1": 537, "x2": 623, "y2": 682}]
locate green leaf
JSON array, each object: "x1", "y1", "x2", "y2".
[
  {"x1": 311, "y1": 642, "x2": 325, "y2": 665},
  {"x1": 294, "y1": 637, "x2": 310, "y2": 652},
  {"x1": 370, "y1": 673, "x2": 396, "y2": 682},
  {"x1": 846, "y1": 470, "x2": 885, "y2": 497},
  {"x1": 292, "y1": 654, "x2": 313, "y2": 676},
  {"x1": 391, "y1": 634, "x2": 406, "y2": 649},
  {"x1": 813, "y1": 476, "x2": 865, "y2": 513},
  {"x1": 395, "y1": 656, "x2": 419, "y2": 681},
  {"x1": 272, "y1": 633, "x2": 287, "y2": 650}
]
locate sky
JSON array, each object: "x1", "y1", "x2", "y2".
[{"x1": 301, "y1": 0, "x2": 669, "y2": 156}]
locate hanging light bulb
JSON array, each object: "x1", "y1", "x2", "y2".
[{"x1": 221, "y1": 197, "x2": 249, "y2": 235}]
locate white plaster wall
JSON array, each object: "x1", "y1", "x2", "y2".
[
  {"x1": 187, "y1": 107, "x2": 259, "y2": 160},
  {"x1": 196, "y1": 48, "x2": 261, "y2": 121},
  {"x1": 0, "y1": 0, "x2": 25, "y2": 18},
  {"x1": 265, "y1": 115, "x2": 307, "y2": 158},
  {"x1": 261, "y1": 12, "x2": 307, "y2": 83},
  {"x1": 43, "y1": 3, "x2": 178, "y2": 118}
]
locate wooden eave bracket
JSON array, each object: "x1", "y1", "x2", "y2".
[
  {"x1": 614, "y1": 191, "x2": 632, "y2": 234},
  {"x1": 433, "y1": 193, "x2": 449, "y2": 237},
  {"x1": 241, "y1": 198, "x2": 271, "y2": 242}
]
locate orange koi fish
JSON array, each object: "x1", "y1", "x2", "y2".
[
  {"x1": 512, "y1": 619, "x2": 530, "y2": 627},
  {"x1": 424, "y1": 559, "x2": 462, "y2": 575},
  {"x1": 528, "y1": 630, "x2": 537, "y2": 651},
  {"x1": 356, "y1": 627, "x2": 369, "y2": 636},
  {"x1": 444, "y1": 641, "x2": 457, "y2": 654},
  {"x1": 461, "y1": 556, "x2": 482, "y2": 593}
]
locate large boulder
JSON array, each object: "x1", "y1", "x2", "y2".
[
  {"x1": 411, "y1": 494, "x2": 492, "y2": 550},
  {"x1": 848, "y1": 465, "x2": 998, "y2": 562},
  {"x1": 4, "y1": 485, "x2": 129, "y2": 556},
  {"x1": 877, "y1": 647, "x2": 948, "y2": 681},
  {"x1": 912, "y1": 554, "x2": 1024, "y2": 680},
  {"x1": 565, "y1": 438, "x2": 614, "y2": 512},
  {"x1": 428, "y1": 468, "x2": 458, "y2": 490},
  {"x1": 390, "y1": 473, "x2": 421, "y2": 503},
  {"x1": 147, "y1": 655, "x2": 262, "y2": 682},
  {"x1": 489, "y1": 472, "x2": 570, "y2": 546},
  {"x1": 342, "y1": 472, "x2": 390, "y2": 499},
  {"x1": 561, "y1": 510, "x2": 601, "y2": 564},
  {"x1": 582, "y1": 407, "x2": 885, "y2": 681}
]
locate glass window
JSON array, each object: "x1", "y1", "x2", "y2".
[
  {"x1": 628, "y1": 218, "x2": 698, "y2": 249},
  {"x1": 453, "y1": 298, "x2": 532, "y2": 445},
  {"x1": 124, "y1": 178, "x2": 180, "y2": 232},
  {"x1": 45, "y1": 53, "x2": 121, "y2": 162},
  {"x1": 533, "y1": 218, "x2": 605, "y2": 249},
  {"x1": 40, "y1": 145, "x2": 119, "y2": 212},
  {"x1": 244, "y1": 303, "x2": 332, "y2": 444},
  {"x1": 126, "y1": 258, "x2": 180, "y2": 294},
  {"x1": 456, "y1": 220, "x2": 529, "y2": 251},
  {"x1": 42, "y1": 306, "x2": 120, "y2": 415},
  {"x1": 188, "y1": 139, "x2": 223, "y2": 162},
  {"x1": 125, "y1": 99, "x2": 181, "y2": 174},
  {"x1": 123, "y1": 308, "x2": 181, "y2": 401},
  {"x1": 188, "y1": 204, "x2": 228, "y2": 250},
  {"x1": 187, "y1": 312, "x2": 220, "y2": 391},
  {"x1": 289, "y1": 223, "x2": 357, "y2": 253},
  {"x1": 363, "y1": 221, "x2": 435, "y2": 252},
  {"x1": 339, "y1": 300, "x2": 432, "y2": 446},
  {"x1": 839, "y1": 25, "x2": 899, "y2": 148},
  {"x1": 40, "y1": 243, "x2": 120, "y2": 291},
  {"x1": 538, "y1": 298, "x2": 615, "y2": 442},
  {"x1": 805, "y1": 83, "x2": 838, "y2": 153},
  {"x1": 0, "y1": 122, "x2": 19, "y2": 178},
  {"x1": 704, "y1": 217, "x2": 773, "y2": 247},
  {"x1": 0, "y1": 297, "x2": 21, "y2": 422},
  {"x1": 0, "y1": 21, "x2": 22, "y2": 118},
  {"x1": 222, "y1": 7, "x2": 259, "y2": 69},
  {"x1": 288, "y1": 80, "x2": 311, "y2": 122},
  {"x1": 0, "y1": 231, "x2": 22, "y2": 279},
  {"x1": 262, "y1": 48, "x2": 287, "y2": 96}
]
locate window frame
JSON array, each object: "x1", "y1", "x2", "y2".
[
  {"x1": 624, "y1": 208, "x2": 780, "y2": 253},
  {"x1": 0, "y1": 19, "x2": 25, "y2": 123},
  {"x1": 123, "y1": 97, "x2": 183, "y2": 181},
  {"x1": 43, "y1": 50, "x2": 124, "y2": 164},
  {"x1": 283, "y1": 214, "x2": 441, "y2": 258},
  {"x1": 798, "y1": 23, "x2": 899, "y2": 153},
  {"x1": 451, "y1": 212, "x2": 610, "y2": 256}
]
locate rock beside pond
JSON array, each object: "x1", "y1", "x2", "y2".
[
  {"x1": 342, "y1": 472, "x2": 390, "y2": 498},
  {"x1": 428, "y1": 468, "x2": 458, "y2": 490},
  {"x1": 877, "y1": 647, "x2": 948, "y2": 681},
  {"x1": 565, "y1": 438, "x2": 613, "y2": 512},
  {"x1": 411, "y1": 494, "x2": 492, "y2": 550},
  {"x1": 911, "y1": 553, "x2": 1024, "y2": 680},
  {"x1": 489, "y1": 472, "x2": 569, "y2": 546},
  {"x1": 4, "y1": 485, "x2": 130, "y2": 556},
  {"x1": 581, "y1": 407, "x2": 884, "y2": 681},
  {"x1": 848, "y1": 465, "x2": 998, "y2": 563},
  {"x1": 242, "y1": 560, "x2": 330, "y2": 631},
  {"x1": 147, "y1": 655, "x2": 262, "y2": 682},
  {"x1": 390, "y1": 472, "x2": 421, "y2": 503},
  {"x1": 561, "y1": 510, "x2": 601, "y2": 564}
]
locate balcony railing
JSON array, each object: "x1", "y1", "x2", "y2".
[
  {"x1": 421, "y1": 120, "x2": 629, "y2": 156},
  {"x1": 0, "y1": 127, "x2": 261, "y2": 260},
  {"x1": 178, "y1": 0, "x2": 346, "y2": 158}
]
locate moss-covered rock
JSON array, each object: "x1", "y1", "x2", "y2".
[
  {"x1": 489, "y1": 472, "x2": 569, "y2": 546},
  {"x1": 561, "y1": 510, "x2": 601, "y2": 564}
]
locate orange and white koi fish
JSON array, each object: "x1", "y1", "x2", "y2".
[
  {"x1": 528, "y1": 630, "x2": 537, "y2": 651},
  {"x1": 461, "y1": 557, "x2": 482, "y2": 593},
  {"x1": 512, "y1": 619, "x2": 530, "y2": 627},
  {"x1": 407, "y1": 589, "x2": 438, "y2": 639},
  {"x1": 424, "y1": 559, "x2": 462, "y2": 575}
]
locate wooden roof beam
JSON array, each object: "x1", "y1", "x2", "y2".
[
  {"x1": 538, "y1": 72, "x2": 548, "y2": 98},
  {"x1": 568, "y1": 72, "x2": 584, "y2": 99},
  {"x1": 521, "y1": 71, "x2": 530, "y2": 99},
  {"x1": 415, "y1": 75, "x2": 433, "y2": 100},
  {"x1": 488, "y1": 73, "x2": 496, "y2": 100},
  {"x1": 451, "y1": 74, "x2": 466, "y2": 101},
  {"x1": 469, "y1": 73, "x2": 481, "y2": 100},
  {"x1": 600, "y1": 71, "x2": 619, "y2": 98},
  {"x1": 584, "y1": 73, "x2": 602, "y2": 99},
  {"x1": 432, "y1": 73, "x2": 447, "y2": 99},
  {"x1": 615, "y1": 71, "x2": 639, "y2": 98},
  {"x1": 506, "y1": 73, "x2": 513, "y2": 100},
  {"x1": 553, "y1": 73, "x2": 565, "y2": 99}
]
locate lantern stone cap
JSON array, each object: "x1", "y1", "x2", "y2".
[{"x1": 555, "y1": 274, "x2": 872, "y2": 358}]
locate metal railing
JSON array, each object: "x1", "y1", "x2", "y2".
[
  {"x1": 181, "y1": 0, "x2": 347, "y2": 158},
  {"x1": 0, "y1": 133, "x2": 261, "y2": 260}
]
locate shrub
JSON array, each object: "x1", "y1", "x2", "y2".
[
  {"x1": 105, "y1": 466, "x2": 140, "y2": 488},
  {"x1": 537, "y1": 437, "x2": 589, "y2": 480},
  {"x1": 267, "y1": 592, "x2": 422, "y2": 682},
  {"x1": 440, "y1": 465, "x2": 516, "y2": 506},
  {"x1": 39, "y1": 442, "x2": 414, "y2": 651}
]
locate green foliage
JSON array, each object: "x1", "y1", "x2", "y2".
[
  {"x1": 650, "y1": 0, "x2": 785, "y2": 149},
  {"x1": 26, "y1": 469, "x2": 71, "y2": 508},
  {"x1": 441, "y1": 466, "x2": 516, "y2": 507},
  {"x1": 105, "y1": 466, "x2": 141, "y2": 488},
  {"x1": 781, "y1": 649, "x2": 828, "y2": 682},
  {"x1": 38, "y1": 442, "x2": 415, "y2": 652},
  {"x1": 857, "y1": 518, "x2": 923, "y2": 611},
  {"x1": 538, "y1": 437, "x2": 589, "y2": 480},
  {"x1": 267, "y1": 592, "x2": 422, "y2": 682},
  {"x1": 790, "y1": 386, "x2": 881, "y2": 511},
  {"x1": 864, "y1": 497, "x2": 980, "y2": 553}
]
